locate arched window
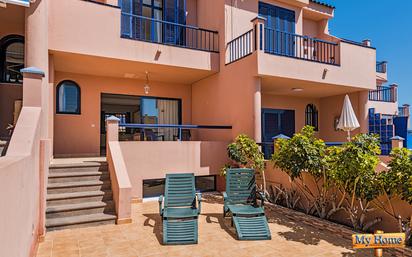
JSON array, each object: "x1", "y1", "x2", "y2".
[
  {"x1": 305, "y1": 104, "x2": 318, "y2": 131},
  {"x1": 0, "y1": 35, "x2": 24, "y2": 83},
  {"x1": 56, "y1": 80, "x2": 81, "y2": 114}
]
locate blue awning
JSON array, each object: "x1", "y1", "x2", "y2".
[{"x1": 5, "y1": 0, "x2": 30, "y2": 7}]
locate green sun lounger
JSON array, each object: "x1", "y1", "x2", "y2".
[
  {"x1": 223, "y1": 168, "x2": 271, "y2": 240},
  {"x1": 159, "y1": 173, "x2": 201, "y2": 245}
]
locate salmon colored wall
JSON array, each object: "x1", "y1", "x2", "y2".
[
  {"x1": 53, "y1": 72, "x2": 192, "y2": 157},
  {"x1": 264, "y1": 164, "x2": 412, "y2": 233},
  {"x1": 0, "y1": 84, "x2": 22, "y2": 138},
  {"x1": 0, "y1": 5, "x2": 25, "y2": 38},
  {"x1": 262, "y1": 94, "x2": 320, "y2": 134},
  {"x1": 0, "y1": 107, "x2": 41, "y2": 257},
  {"x1": 258, "y1": 41, "x2": 377, "y2": 90},
  {"x1": 302, "y1": 18, "x2": 318, "y2": 38},
  {"x1": 319, "y1": 92, "x2": 362, "y2": 142},
  {"x1": 192, "y1": 54, "x2": 260, "y2": 141},
  {"x1": 48, "y1": 0, "x2": 218, "y2": 73},
  {"x1": 118, "y1": 141, "x2": 229, "y2": 199}
]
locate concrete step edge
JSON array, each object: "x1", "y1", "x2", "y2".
[
  {"x1": 46, "y1": 213, "x2": 117, "y2": 228},
  {"x1": 46, "y1": 190, "x2": 111, "y2": 201},
  {"x1": 46, "y1": 201, "x2": 113, "y2": 213},
  {"x1": 49, "y1": 171, "x2": 109, "y2": 178},
  {"x1": 47, "y1": 180, "x2": 109, "y2": 189}
]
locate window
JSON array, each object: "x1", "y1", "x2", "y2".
[
  {"x1": 0, "y1": 35, "x2": 24, "y2": 83},
  {"x1": 56, "y1": 80, "x2": 81, "y2": 114},
  {"x1": 305, "y1": 104, "x2": 318, "y2": 131},
  {"x1": 143, "y1": 175, "x2": 216, "y2": 198}
]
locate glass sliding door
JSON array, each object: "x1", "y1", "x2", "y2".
[
  {"x1": 121, "y1": 0, "x2": 186, "y2": 45},
  {"x1": 141, "y1": 0, "x2": 163, "y2": 43},
  {"x1": 141, "y1": 97, "x2": 181, "y2": 141},
  {"x1": 100, "y1": 94, "x2": 181, "y2": 155}
]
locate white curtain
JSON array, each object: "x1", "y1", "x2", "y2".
[{"x1": 157, "y1": 99, "x2": 179, "y2": 140}]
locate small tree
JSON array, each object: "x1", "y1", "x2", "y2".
[
  {"x1": 222, "y1": 134, "x2": 266, "y2": 195},
  {"x1": 272, "y1": 126, "x2": 333, "y2": 218},
  {"x1": 329, "y1": 134, "x2": 382, "y2": 231},
  {"x1": 376, "y1": 148, "x2": 412, "y2": 244}
]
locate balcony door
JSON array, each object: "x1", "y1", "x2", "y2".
[
  {"x1": 261, "y1": 109, "x2": 295, "y2": 159},
  {"x1": 259, "y1": 2, "x2": 295, "y2": 56},
  {"x1": 120, "y1": 0, "x2": 186, "y2": 44}
]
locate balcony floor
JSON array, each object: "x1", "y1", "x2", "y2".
[{"x1": 36, "y1": 194, "x2": 407, "y2": 257}]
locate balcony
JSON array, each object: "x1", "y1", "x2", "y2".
[
  {"x1": 48, "y1": 0, "x2": 219, "y2": 84},
  {"x1": 251, "y1": 19, "x2": 377, "y2": 92},
  {"x1": 263, "y1": 28, "x2": 339, "y2": 66},
  {"x1": 121, "y1": 13, "x2": 219, "y2": 53},
  {"x1": 376, "y1": 61, "x2": 387, "y2": 73},
  {"x1": 368, "y1": 85, "x2": 397, "y2": 103}
]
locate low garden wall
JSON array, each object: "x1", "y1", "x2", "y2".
[{"x1": 258, "y1": 163, "x2": 412, "y2": 234}]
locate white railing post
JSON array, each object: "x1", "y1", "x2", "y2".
[{"x1": 251, "y1": 16, "x2": 266, "y2": 52}]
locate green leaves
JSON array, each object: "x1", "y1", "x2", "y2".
[
  {"x1": 329, "y1": 133, "x2": 381, "y2": 201},
  {"x1": 271, "y1": 126, "x2": 327, "y2": 180},
  {"x1": 226, "y1": 134, "x2": 264, "y2": 173},
  {"x1": 381, "y1": 147, "x2": 412, "y2": 204}
]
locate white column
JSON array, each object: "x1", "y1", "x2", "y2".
[{"x1": 254, "y1": 81, "x2": 262, "y2": 143}]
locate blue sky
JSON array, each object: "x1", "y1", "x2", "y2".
[{"x1": 326, "y1": 0, "x2": 412, "y2": 106}]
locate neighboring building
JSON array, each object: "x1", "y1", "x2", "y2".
[{"x1": 0, "y1": 0, "x2": 410, "y2": 256}]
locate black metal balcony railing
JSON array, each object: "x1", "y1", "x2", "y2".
[
  {"x1": 227, "y1": 29, "x2": 254, "y2": 64},
  {"x1": 368, "y1": 86, "x2": 397, "y2": 102},
  {"x1": 263, "y1": 28, "x2": 339, "y2": 65},
  {"x1": 121, "y1": 13, "x2": 219, "y2": 53},
  {"x1": 376, "y1": 61, "x2": 387, "y2": 73}
]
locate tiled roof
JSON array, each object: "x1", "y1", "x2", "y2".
[{"x1": 310, "y1": 0, "x2": 335, "y2": 9}]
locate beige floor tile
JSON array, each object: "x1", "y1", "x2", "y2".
[{"x1": 36, "y1": 194, "x2": 391, "y2": 257}]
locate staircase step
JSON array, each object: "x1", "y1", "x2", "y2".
[
  {"x1": 49, "y1": 163, "x2": 108, "y2": 173},
  {"x1": 48, "y1": 171, "x2": 110, "y2": 183},
  {"x1": 47, "y1": 180, "x2": 111, "y2": 194},
  {"x1": 46, "y1": 213, "x2": 117, "y2": 231},
  {"x1": 46, "y1": 201, "x2": 114, "y2": 219},
  {"x1": 47, "y1": 190, "x2": 113, "y2": 206}
]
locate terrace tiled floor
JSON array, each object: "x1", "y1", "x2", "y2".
[{"x1": 36, "y1": 194, "x2": 408, "y2": 257}]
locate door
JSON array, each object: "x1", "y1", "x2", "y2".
[
  {"x1": 164, "y1": 0, "x2": 186, "y2": 45},
  {"x1": 259, "y1": 2, "x2": 295, "y2": 55},
  {"x1": 261, "y1": 109, "x2": 295, "y2": 159}
]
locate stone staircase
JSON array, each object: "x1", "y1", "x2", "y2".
[{"x1": 46, "y1": 161, "x2": 117, "y2": 231}]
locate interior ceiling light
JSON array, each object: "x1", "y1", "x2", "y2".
[{"x1": 292, "y1": 88, "x2": 303, "y2": 92}]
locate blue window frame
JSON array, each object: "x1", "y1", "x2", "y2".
[
  {"x1": 56, "y1": 80, "x2": 81, "y2": 115},
  {"x1": 261, "y1": 108, "x2": 295, "y2": 159},
  {"x1": 259, "y1": 2, "x2": 295, "y2": 56}
]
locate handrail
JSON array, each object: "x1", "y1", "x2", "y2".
[
  {"x1": 122, "y1": 13, "x2": 218, "y2": 33},
  {"x1": 376, "y1": 61, "x2": 387, "y2": 73},
  {"x1": 121, "y1": 13, "x2": 219, "y2": 52},
  {"x1": 120, "y1": 123, "x2": 232, "y2": 129},
  {"x1": 226, "y1": 29, "x2": 254, "y2": 64},
  {"x1": 263, "y1": 27, "x2": 339, "y2": 65},
  {"x1": 267, "y1": 28, "x2": 338, "y2": 45},
  {"x1": 369, "y1": 86, "x2": 396, "y2": 102},
  {"x1": 119, "y1": 123, "x2": 232, "y2": 141}
]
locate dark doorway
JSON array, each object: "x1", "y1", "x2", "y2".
[{"x1": 261, "y1": 108, "x2": 295, "y2": 159}]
